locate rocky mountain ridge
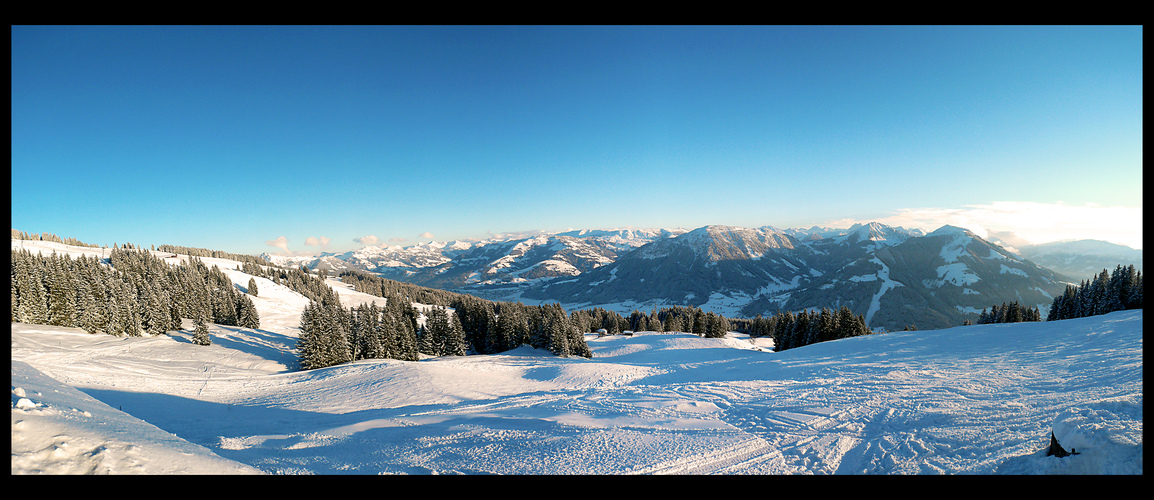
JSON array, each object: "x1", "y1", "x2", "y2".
[{"x1": 260, "y1": 223, "x2": 1131, "y2": 332}]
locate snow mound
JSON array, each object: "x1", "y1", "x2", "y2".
[
  {"x1": 995, "y1": 395, "x2": 1143, "y2": 474},
  {"x1": 12, "y1": 361, "x2": 262, "y2": 475}
]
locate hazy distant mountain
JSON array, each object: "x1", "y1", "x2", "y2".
[
  {"x1": 1015, "y1": 240, "x2": 1142, "y2": 281},
  {"x1": 776, "y1": 223, "x2": 927, "y2": 244}
]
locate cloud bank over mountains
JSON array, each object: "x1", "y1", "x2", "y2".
[{"x1": 827, "y1": 201, "x2": 1142, "y2": 250}]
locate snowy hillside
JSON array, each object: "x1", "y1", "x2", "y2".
[{"x1": 10, "y1": 240, "x2": 1143, "y2": 474}]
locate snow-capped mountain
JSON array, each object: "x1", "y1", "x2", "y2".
[
  {"x1": 515, "y1": 223, "x2": 1065, "y2": 332},
  {"x1": 522, "y1": 225, "x2": 813, "y2": 311},
  {"x1": 772, "y1": 225, "x2": 1069, "y2": 331},
  {"x1": 261, "y1": 228, "x2": 688, "y2": 294},
  {"x1": 261, "y1": 222, "x2": 1084, "y2": 331},
  {"x1": 778, "y1": 222, "x2": 927, "y2": 245}
]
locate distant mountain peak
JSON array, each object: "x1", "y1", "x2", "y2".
[{"x1": 929, "y1": 225, "x2": 975, "y2": 237}]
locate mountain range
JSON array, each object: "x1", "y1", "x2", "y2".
[{"x1": 262, "y1": 223, "x2": 1140, "y2": 332}]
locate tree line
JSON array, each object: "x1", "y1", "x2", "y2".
[
  {"x1": 1046, "y1": 265, "x2": 1142, "y2": 322},
  {"x1": 973, "y1": 301, "x2": 1043, "y2": 325},
  {"x1": 745, "y1": 306, "x2": 872, "y2": 352},
  {"x1": 301, "y1": 270, "x2": 593, "y2": 371},
  {"x1": 12, "y1": 229, "x2": 101, "y2": 248},
  {"x1": 11, "y1": 246, "x2": 260, "y2": 342},
  {"x1": 296, "y1": 284, "x2": 593, "y2": 371},
  {"x1": 157, "y1": 243, "x2": 271, "y2": 269}
]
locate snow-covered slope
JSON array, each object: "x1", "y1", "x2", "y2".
[{"x1": 9, "y1": 238, "x2": 1142, "y2": 474}]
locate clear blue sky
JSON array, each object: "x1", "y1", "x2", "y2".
[{"x1": 12, "y1": 25, "x2": 1143, "y2": 254}]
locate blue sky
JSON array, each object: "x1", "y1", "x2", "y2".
[{"x1": 12, "y1": 25, "x2": 1143, "y2": 254}]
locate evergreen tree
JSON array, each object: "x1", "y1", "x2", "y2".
[
  {"x1": 192, "y1": 315, "x2": 212, "y2": 346},
  {"x1": 11, "y1": 266, "x2": 19, "y2": 323},
  {"x1": 493, "y1": 306, "x2": 519, "y2": 354},
  {"x1": 393, "y1": 310, "x2": 419, "y2": 361},
  {"x1": 816, "y1": 307, "x2": 835, "y2": 343},
  {"x1": 297, "y1": 302, "x2": 322, "y2": 369},
  {"x1": 649, "y1": 309, "x2": 664, "y2": 333},
  {"x1": 76, "y1": 276, "x2": 103, "y2": 334},
  {"x1": 568, "y1": 322, "x2": 593, "y2": 358},
  {"x1": 1126, "y1": 270, "x2": 1142, "y2": 310},
  {"x1": 17, "y1": 262, "x2": 49, "y2": 325},
  {"x1": 377, "y1": 307, "x2": 398, "y2": 359},
  {"x1": 350, "y1": 303, "x2": 379, "y2": 360},
  {"x1": 328, "y1": 305, "x2": 353, "y2": 365},
  {"x1": 236, "y1": 293, "x2": 260, "y2": 329},
  {"x1": 444, "y1": 310, "x2": 467, "y2": 356},
  {"x1": 691, "y1": 308, "x2": 706, "y2": 335},
  {"x1": 774, "y1": 311, "x2": 794, "y2": 351},
  {"x1": 789, "y1": 311, "x2": 809, "y2": 351},
  {"x1": 248, "y1": 277, "x2": 259, "y2": 297},
  {"x1": 546, "y1": 307, "x2": 571, "y2": 357},
  {"x1": 143, "y1": 288, "x2": 168, "y2": 336},
  {"x1": 834, "y1": 306, "x2": 860, "y2": 339},
  {"x1": 422, "y1": 307, "x2": 447, "y2": 355},
  {"x1": 46, "y1": 255, "x2": 77, "y2": 327}
]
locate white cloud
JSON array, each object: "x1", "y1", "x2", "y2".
[
  {"x1": 419, "y1": 232, "x2": 435, "y2": 239},
  {"x1": 831, "y1": 202, "x2": 1143, "y2": 249},
  {"x1": 304, "y1": 236, "x2": 331, "y2": 247},
  {"x1": 355, "y1": 235, "x2": 380, "y2": 246},
  {"x1": 264, "y1": 236, "x2": 289, "y2": 252},
  {"x1": 388, "y1": 237, "x2": 406, "y2": 244}
]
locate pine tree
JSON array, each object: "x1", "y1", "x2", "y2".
[
  {"x1": 691, "y1": 308, "x2": 706, "y2": 336},
  {"x1": 377, "y1": 308, "x2": 398, "y2": 359},
  {"x1": 835, "y1": 306, "x2": 859, "y2": 339},
  {"x1": 236, "y1": 293, "x2": 260, "y2": 329},
  {"x1": 297, "y1": 302, "x2": 323, "y2": 369},
  {"x1": 444, "y1": 310, "x2": 467, "y2": 356},
  {"x1": 46, "y1": 254, "x2": 77, "y2": 327},
  {"x1": 11, "y1": 266, "x2": 19, "y2": 323},
  {"x1": 329, "y1": 305, "x2": 353, "y2": 365},
  {"x1": 547, "y1": 307, "x2": 571, "y2": 357},
  {"x1": 774, "y1": 311, "x2": 794, "y2": 351},
  {"x1": 567, "y1": 321, "x2": 592, "y2": 358},
  {"x1": 192, "y1": 315, "x2": 212, "y2": 346},
  {"x1": 17, "y1": 261, "x2": 49, "y2": 325},
  {"x1": 248, "y1": 277, "x2": 259, "y2": 297},
  {"x1": 393, "y1": 311, "x2": 419, "y2": 361},
  {"x1": 816, "y1": 307, "x2": 835, "y2": 343},
  {"x1": 120, "y1": 281, "x2": 144, "y2": 337},
  {"x1": 1126, "y1": 270, "x2": 1142, "y2": 309},
  {"x1": 143, "y1": 288, "x2": 168, "y2": 335},
  {"x1": 787, "y1": 311, "x2": 809, "y2": 351}
]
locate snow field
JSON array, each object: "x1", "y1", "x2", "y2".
[{"x1": 10, "y1": 239, "x2": 1143, "y2": 474}]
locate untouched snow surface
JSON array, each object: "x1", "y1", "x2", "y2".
[{"x1": 10, "y1": 240, "x2": 1143, "y2": 474}]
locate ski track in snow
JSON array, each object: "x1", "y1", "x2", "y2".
[{"x1": 10, "y1": 239, "x2": 1144, "y2": 475}]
